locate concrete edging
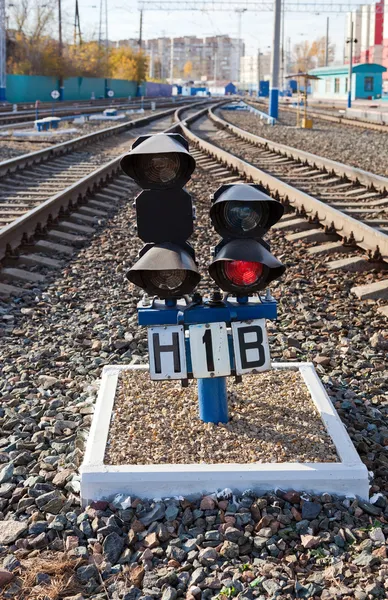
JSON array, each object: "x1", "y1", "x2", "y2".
[{"x1": 80, "y1": 362, "x2": 369, "y2": 504}]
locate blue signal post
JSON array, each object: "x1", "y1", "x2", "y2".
[{"x1": 198, "y1": 377, "x2": 228, "y2": 423}]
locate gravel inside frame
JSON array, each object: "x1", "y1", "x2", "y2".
[{"x1": 105, "y1": 369, "x2": 339, "y2": 465}]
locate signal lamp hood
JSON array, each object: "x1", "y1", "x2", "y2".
[
  {"x1": 120, "y1": 133, "x2": 196, "y2": 190},
  {"x1": 127, "y1": 242, "x2": 201, "y2": 298}
]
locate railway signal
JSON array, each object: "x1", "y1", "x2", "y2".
[
  {"x1": 120, "y1": 133, "x2": 200, "y2": 299},
  {"x1": 208, "y1": 183, "x2": 285, "y2": 295},
  {"x1": 120, "y1": 136, "x2": 286, "y2": 424}
]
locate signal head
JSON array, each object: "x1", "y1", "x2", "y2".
[
  {"x1": 120, "y1": 133, "x2": 196, "y2": 190},
  {"x1": 127, "y1": 242, "x2": 201, "y2": 299},
  {"x1": 210, "y1": 183, "x2": 284, "y2": 239},
  {"x1": 208, "y1": 239, "x2": 285, "y2": 294}
]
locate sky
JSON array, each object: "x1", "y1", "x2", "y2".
[{"x1": 60, "y1": 0, "x2": 376, "y2": 61}]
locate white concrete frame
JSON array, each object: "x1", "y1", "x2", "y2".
[{"x1": 80, "y1": 362, "x2": 369, "y2": 504}]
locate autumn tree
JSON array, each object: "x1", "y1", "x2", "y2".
[
  {"x1": 152, "y1": 58, "x2": 162, "y2": 80},
  {"x1": 109, "y1": 47, "x2": 148, "y2": 82},
  {"x1": 7, "y1": 0, "x2": 149, "y2": 82},
  {"x1": 183, "y1": 60, "x2": 193, "y2": 78},
  {"x1": 311, "y1": 36, "x2": 335, "y2": 67},
  {"x1": 7, "y1": 0, "x2": 64, "y2": 76},
  {"x1": 292, "y1": 37, "x2": 335, "y2": 72},
  {"x1": 66, "y1": 42, "x2": 109, "y2": 78}
]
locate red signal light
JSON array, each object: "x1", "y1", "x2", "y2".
[{"x1": 224, "y1": 260, "x2": 264, "y2": 286}]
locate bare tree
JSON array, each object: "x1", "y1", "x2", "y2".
[
  {"x1": 292, "y1": 37, "x2": 335, "y2": 72},
  {"x1": 10, "y1": 0, "x2": 56, "y2": 38},
  {"x1": 7, "y1": 0, "x2": 61, "y2": 76}
]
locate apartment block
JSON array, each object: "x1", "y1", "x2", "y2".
[{"x1": 144, "y1": 35, "x2": 244, "y2": 82}]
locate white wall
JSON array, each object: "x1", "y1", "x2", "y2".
[{"x1": 361, "y1": 5, "x2": 371, "y2": 55}]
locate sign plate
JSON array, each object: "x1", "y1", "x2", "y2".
[
  {"x1": 51, "y1": 90, "x2": 60, "y2": 100},
  {"x1": 147, "y1": 320, "x2": 271, "y2": 380},
  {"x1": 107, "y1": 90, "x2": 114, "y2": 97},
  {"x1": 231, "y1": 319, "x2": 270, "y2": 375},
  {"x1": 189, "y1": 322, "x2": 231, "y2": 379},
  {"x1": 148, "y1": 325, "x2": 187, "y2": 380}
]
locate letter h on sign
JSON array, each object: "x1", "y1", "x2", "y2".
[{"x1": 148, "y1": 325, "x2": 187, "y2": 380}]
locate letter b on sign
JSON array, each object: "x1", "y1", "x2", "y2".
[{"x1": 231, "y1": 319, "x2": 270, "y2": 375}]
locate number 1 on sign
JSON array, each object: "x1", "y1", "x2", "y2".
[
  {"x1": 202, "y1": 328, "x2": 215, "y2": 372},
  {"x1": 189, "y1": 323, "x2": 231, "y2": 379}
]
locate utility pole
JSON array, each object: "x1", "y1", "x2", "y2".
[
  {"x1": 105, "y1": 0, "x2": 108, "y2": 50},
  {"x1": 58, "y1": 0, "x2": 64, "y2": 101},
  {"x1": 149, "y1": 46, "x2": 154, "y2": 78},
  {"x1": 257, "y1": 48, "x2": 261, "y2": 96},
  {"x1": 214, "y1": 45, "x2": 218, "y2": 89},
  {"x1": 346, "y1": 19, "x2": 357, "y2": 109},
  {"x1": 280, "y1": 0, "x2": 285, "y2": 94},
  {"x1": 235, "y1": 8, "x2": 247, "y2": 84},
  {"x1": 170, "y1": 37, "x2": 174, "y2": 82},
  {"x1": 269, "y1": 0, "x2": 281, "y2": 119},
  {"x1": 74, "y1": 0, "x2": 82, "y2": 45},
  {"x1": 138, "y1": 9, "x2": 143, "y2": 50},
  {"x1": 0, "y1": 0, "x2": 6, "y2": 102},
  {"x1": 99, "y1": 0, "x2": 102, "y2": 46},
  {"x1": 325, "y1": 16, "x2": 329, "y2": 66}
]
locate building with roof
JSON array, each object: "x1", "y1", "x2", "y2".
[{"x1": 309, "y1": 63, "x2": 387, "y2": 101}]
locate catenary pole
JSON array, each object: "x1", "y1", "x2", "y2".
[
  {"x1": 0, "y1": 0, "x2": 6, "y2": 102},
  {"x1": 58, "y1": 0, "x2": 64, "y2": 100},
  {"x1": 347, "y1": 19, "x2": 353, "y2": 108},
  {"x1": 170, "y1": 37, "x2": 174, "y2": 82},
  {"x1": 269, "y1": 0, "x2": 281, "y2": 119},
  {"x1": 139, "y1": 9, "x2": 143, "y2": 50}
]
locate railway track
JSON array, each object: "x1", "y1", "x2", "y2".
[
  {"x1": 1, "y1": 100, "x2": 387, "y2": 313},
  {"x1": 0, "y1": 102, "x2": 210, "y2": 297},
  {"x1": 175, "y1": 104, "x2": 388, "y2": 311},
  {"x1": 249, "y1": 99, "x2": 388, "y2": 133},
  {"x1": 0, "y1": 105, "x2": 205, "y2": 230},
  {"x1": 0, "y1": 100, "x2": 387, "y2": 599},
  {"x1": 0, "y1": 97, "x2": 192, "y2": 128}
]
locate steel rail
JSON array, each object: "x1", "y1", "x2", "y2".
[
  {"x1": 0, "y1": 101, "x2": 207, "y2": 178},
  {"x1": 177, "y1": 107, "x2": 388, "y2": 263},
  {"x1": 0, "y1": 102, "x2": 206, "y2": 262},
  {"x1": 249, "y1": 99, "x2": 388, "y2": 134},
  {"x1": 209, "y1": 105, "x2": 388, "y2": 194},
  {"x1": 0, "y1": 97, "x2": 193, "y2": 126},
  {"x1": 0, "y1": 96, "x2": 181, "y2": 114},
  {"x1": 281, "y1": 105, "x2": 388, "y2": 133}
]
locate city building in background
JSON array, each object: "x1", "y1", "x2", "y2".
[
  {"x1": 117, "y1": 39, "x2": 140, "y2": 52},
  {"x1": 344, "y1": 8, "x2": 362, "y2": 63},
  {"x1": 118, "y1": 35, "x2": 244, "y2": 83},
  {"x1": 240, "y1": 53, "x2": 271, "y2": 92},
  {"x1": 344, "y1": 0, "x2": 388, "y2": 92}
]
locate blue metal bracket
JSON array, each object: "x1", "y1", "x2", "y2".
[{"x1": 138, "y1": 295, "x2": 277, "y2": 327}]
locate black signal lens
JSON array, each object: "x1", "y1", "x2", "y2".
[
  {"x1": 149, "y1": 269, "x2": 188, "y2": 291},
  {"x1": 223, "y1": 201, "x2": 270, "y2": 235},
  {"x1": 126, "y1": 242, "x2": 201, "y2": 299},
  {"x1": 133, "y1": 153, "x2": 181, "y2": 187}
]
